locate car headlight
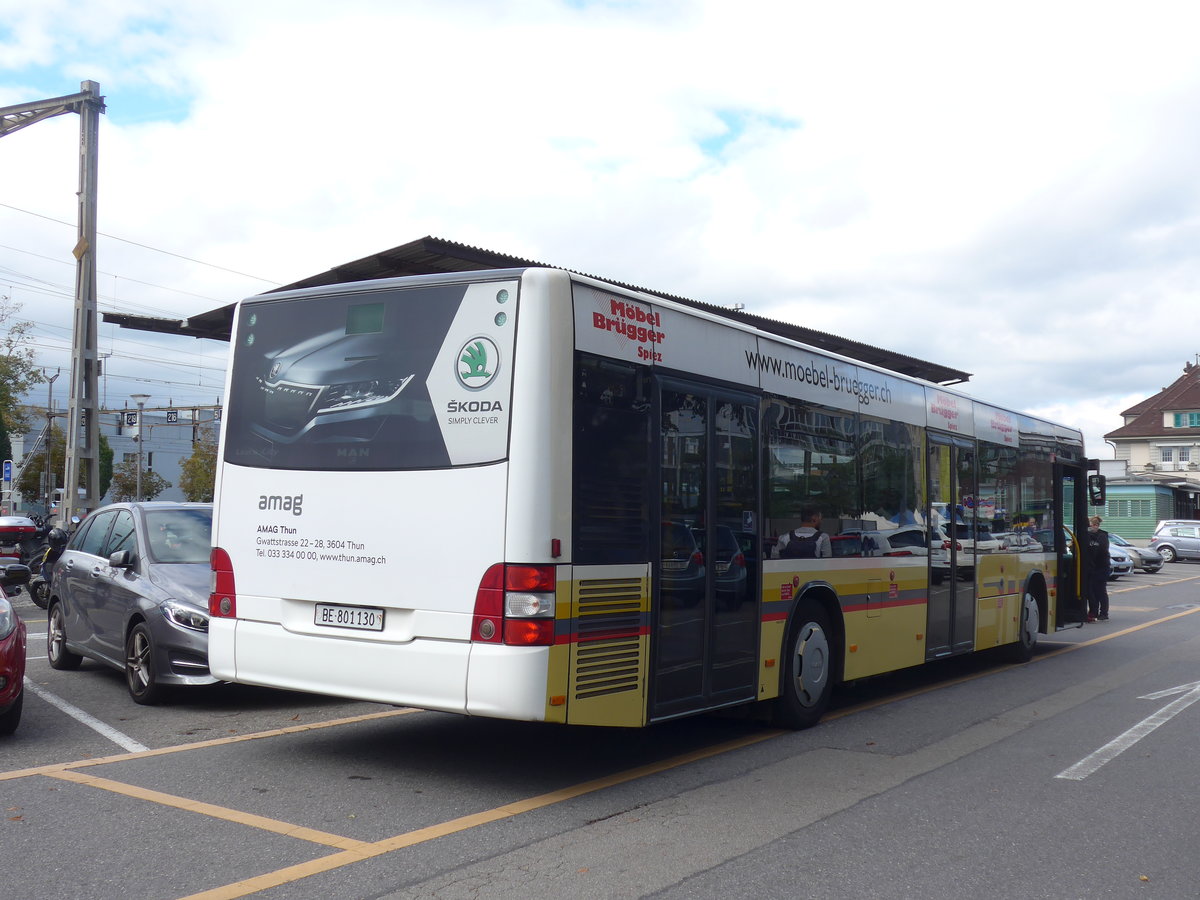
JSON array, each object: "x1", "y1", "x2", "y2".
[
  {"x1": 0, "y1": 595, "x2": 16, "y2": 641},
  {"x1": 162, "y1": 600, "x2": 209, "y2": 632},
  {"x1": 315, "y1": 374, "x2": 413, "y2": 414}
]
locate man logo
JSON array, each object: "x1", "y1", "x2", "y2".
[{"x1": 456, "y1": 337, "x2": 500, "y2": 390}]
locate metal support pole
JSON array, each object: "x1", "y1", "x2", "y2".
[
  {"x1": 44, "y1": 370, "x2": 60, "y2": 514},
  {"x1": 1, "y1": 81, "x2": 107, "y2": 521},
  {"x1": 62, "y1": 81, "x2": 105, "y2": 522},
  {"x1": 131, "y1": 394, "x2": 150, "y2": 502}
]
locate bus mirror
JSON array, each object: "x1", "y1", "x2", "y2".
[{"x1": 1088, "y1": 474, "x2": 1106, "y2": 506}]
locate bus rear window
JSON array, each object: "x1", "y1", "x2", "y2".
[
  {"x1": 222, "y1": 280, "x2": 518, "y2": 471},
  {"x1": 346, "y1": 303, "x2": 385, "y2": 335}
]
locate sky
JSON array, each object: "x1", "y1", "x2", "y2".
[{"x1": 3, "y1": 0, "x2": 1200, "y2": 457}]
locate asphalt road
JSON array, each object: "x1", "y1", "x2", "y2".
[{"x1": 4, "y1": 565, "x2": 1200, "y2": 900}]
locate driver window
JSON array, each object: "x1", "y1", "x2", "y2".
[
  {"x1": 78, "y1": 511, "x2": 117, "y2": 558},
  {"x1": 106, "y1": 511, "x2": 137, "y2": 558}
]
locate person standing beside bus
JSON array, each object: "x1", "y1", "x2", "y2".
[
  {"x1": 1084, "y1": 515, "x2": 1111, "y2": 622},
  {"x1": 775, "y1": 507, "x2": 832, "y2": 559}
]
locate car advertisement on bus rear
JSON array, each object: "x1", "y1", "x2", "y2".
[
  {"x1": 223, "y1": 279, "x2": 519, "y2": 471},
  {"x1": 215, "y1": 278, "x2": 519, "y2": 612}
]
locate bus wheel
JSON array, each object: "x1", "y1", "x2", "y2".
[
  {"x1": 1006, "y1": 590, "x2": 1039, "y2": 663},
  {"x1": 772, "y1": 600, "x2": 834, "y2": 729}
]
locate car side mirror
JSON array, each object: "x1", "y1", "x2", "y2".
[
  {"x1": 1087, "y1": 474, "x2": 1107, "y2": 506},
  {"x1": 108, "y1": 550, "x2": 135, "y2": 569},
  {"x1": 1, "y1": 563, "x2": 31, "y2": 588}
]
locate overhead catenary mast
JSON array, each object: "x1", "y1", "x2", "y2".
[{"x1": 0, "y1": 81, "x2": 106, "y2": 522}]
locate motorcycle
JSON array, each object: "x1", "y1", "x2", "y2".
[
  {"x1": 2, "y1": 514, "x2": 54, "y2": 573},
  {"x1": 29, "y1": 526, "x2": 69, "y2": 611}
]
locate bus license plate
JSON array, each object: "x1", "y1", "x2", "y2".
[{"x1": 314, "y1": 603, "x2": 385, "y2": 632}]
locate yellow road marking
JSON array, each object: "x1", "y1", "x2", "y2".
[
  {"x1": 10, "y1": 598, "x2": 1200, "y2": 899},
  {"x1": 47, "y1": 769, "x2": 372, "y2": 851},
  {"x1": 827, "y1": 606, "x2": 1200, "y2": 717},
  {"x1": 176, "y1": 728, "x2": 785, "y2": 900},
  {"x1": 184, "y1": 605, "x2": 1200, "y2": 898},
  {"x1": 0, "y1": 706, "x2": 419, "y2": 782}
]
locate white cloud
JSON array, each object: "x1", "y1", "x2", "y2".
[{"x1": 3, "y1": 0, "x2": 1200, "y2": 438}]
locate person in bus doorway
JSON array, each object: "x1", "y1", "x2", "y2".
[
  {"x1": 774, "y1": 506, "x2": 832, "y2": 559},
  {"x1": 1084, "y1": 515, "x2": 1111, "y2": 622}
]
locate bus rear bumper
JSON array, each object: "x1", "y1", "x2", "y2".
[
  {"x1": 209, "y1": 619, "x2": 550, "y2": 720},
  {"x1": 210, "y1": 618, "x2": 471, "y2": 712},
  {"x1": 465, "y1": 643, "x2": 549, "y2": 721}
]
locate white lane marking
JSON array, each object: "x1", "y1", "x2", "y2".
[
  {"x1": 22, "y1": 678, "x2": 149, "y2": 753},
  {"x1": 1056, "y1": 680, "x2": 1200, "y2": 781}
]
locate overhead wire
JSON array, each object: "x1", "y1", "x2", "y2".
[{"x1": 0, "y1": 202, "x2": 282, "y2": 285}]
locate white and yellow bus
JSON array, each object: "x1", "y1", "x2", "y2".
[{"x1": 208, "y1": 267, "x2": 1100, "y2": 728}]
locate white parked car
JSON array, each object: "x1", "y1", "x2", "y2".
[{"x1": 1107, "y1": 544, "x2": 1133, "y2": 580}]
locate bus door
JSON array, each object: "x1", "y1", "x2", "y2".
[
  {"x1": 926, "y1": 435, "x2": 977, "y2": 659},
  {"x1": 1052, "y1": 462, "x2": 1089, "y2": 627},
  {"x1": 651, "y1": 381, "x2": 760, "y2": 721}
]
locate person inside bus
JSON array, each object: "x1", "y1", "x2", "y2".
[
  {"x1": 774, "y1": 506, "x2": 832, "y2": 559},
  {"x1": 1084, "y1": 514, "x2": 1111, "y2": 622}
]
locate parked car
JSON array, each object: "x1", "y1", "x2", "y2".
[
  {"x1": 954, "y1": 523, "x2": 1003, "y2": 554},
  {"x1": 862, "y1": 525, "x2": 952, "y2": 584},
  {"x1": 1107, "y1": 544, "x2": 1133, "y2": 580},
  {"x1": 661, "y1": 521, "x2": 705, "y2": 606},
  {"x1": 1147, "y1": 520, "x2": 1200, "y2": 563},
  {"x1": 46, "y1": 502, "x2": 216, "y2": 704},
  {"x1": 993, "y1": 531, "x2": 1044, "y2": 552},
  {"x1": 1059, "y1": 525, "x2": 1133, "y2": 580},
  {"x1": 1108, "y1": 534, "x2": 1163, "y2": 573},
  {"x1": 691, "y1": 525, "x2": 748, "y2": 608},
  {"x1": 1, "y1": 563, "x2": 32, "y2": 735},
  {"x1": 828, "y1": 533, "x2": 864, "y2": 558},
  {"x1": 934, "y1": 523, "x2": 999, "y2": 578}
]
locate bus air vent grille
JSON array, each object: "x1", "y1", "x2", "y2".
[{"x1": 573, "y1": 577, "x2": 644, "y2": 699}]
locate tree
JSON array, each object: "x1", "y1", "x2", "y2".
[
  {"x1": 0, "y1": 296, "x2": 42, "y2": 434},
  {"x1": 108, "y1": 456, "x2": 172, "y2": 502},
  {"x1": 16, "y1": 425, "x2": 112, "y2": 510},
  {"x1": 178, "y1": 425, "x2": 218, "y2": 502},
  {"x1": 99, "y1": 433, "x2": 113, "y2": 499},
  {"x1": 0, "y1": 414, "x2": 10, "y2": 471},
  {"x1": 17, "y1": 424, "x2": 64, "y2": 505}
]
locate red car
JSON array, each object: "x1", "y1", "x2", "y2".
[{"x1": 1, "y1": 563, "x2": 32, "y2": 735}]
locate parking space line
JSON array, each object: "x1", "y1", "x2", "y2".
[
  {"x1": 46, "y1": 769, "x2": 372, "y2": 851},
  {"x1": 22, "y1": 678, "x2": 149, "y2": 752},
  {"x1": 0, "y1": 706, "x2": 420, "y2": 782},
  {"x1": 10, "y1": 600, "x2": 1200, "y2": 898},
  {"x1": 176, "y1": 728, "x2": 786, "y2": 900}
]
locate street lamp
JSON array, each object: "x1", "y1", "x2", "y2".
[
  {"x1": 130, "y1": 394, "x2": 150, "y2": 501},
  {"x1": 44, "y1": 369, "x2": 60, "y2": 514}
]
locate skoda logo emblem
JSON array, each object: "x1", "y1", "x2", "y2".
[{"x1": 456, "y1": 337, "x2": 500, "y2": 391}]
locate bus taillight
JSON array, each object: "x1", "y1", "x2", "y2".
[
  {"x1": 472, "y1": 563, "x2": 557, "y2": 646},
  {"x1": 472, "y1": 564, "x2": 505, "y2": 642},
  {"x1": 209, "y1": 546, "x2": 237, "y2": 618}
]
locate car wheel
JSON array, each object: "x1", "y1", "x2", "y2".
[
  {"x1": 125, "y1": 622, "x2": 166, "y2": 705},
  {"x1": 1158, "y1": 545, "x2": 1177, "y2": 563},
  {"x1": 771, "y1": 600, "x2": 835, "y2": 729},
  {"x1": 0, "y1": 691, "x2": 22, "y2": 736},
  {"x1": 47, "y1": 603, "x2": 83, "y2": 671}
]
